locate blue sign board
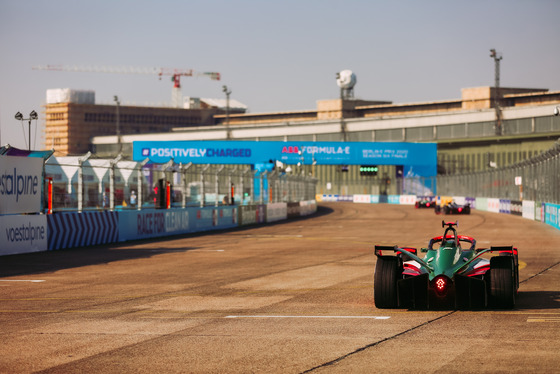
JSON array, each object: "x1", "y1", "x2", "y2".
[{"x1": 133, "y1": 141, "x2": 436, "y2": 175}]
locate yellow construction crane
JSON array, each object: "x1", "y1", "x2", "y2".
[{"x1": 32, "y1": 64, "x2": 221, "y2": 108}]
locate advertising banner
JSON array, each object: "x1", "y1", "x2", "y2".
[
  {"x1": 388, "y1": 195, "x2": 400, "y2": 204},
  {"x1": 0, "y1": 214, "x2": 47, "y2": 255},
  {"x1": 510, "y1": 200, "x2": 522, "y2": 216},
  {"x1": 476, "y1": 197, "x2": 488, "y2": 211},
  {"x1": 487, "y1": 198, "x2": 500, "y2": 213},
  {"x1": 267, "y1": 203, "x2": 288, "y2": 222},
  {"x1": 133, "y1": 141, "x2": 437, "y2": 177},
  {"x1": 192, "y1": 206, "x2": 238, "y2": 231},
  {"x1": 499, "y1": 199, "x2": 511, "y2": 214},
  {"x1": 287, "y1": 202, "x2": 301, "y2": 218},
  {"x1": 522, "y1": 200, "x2": 535, "y2": 220},
  {"x1": 544, "y1": 203, "x2": 559, "y2": 230},
  {"x1": 353, "y1": 194, "x2": 371, "y2": 204},
  {"x1": 0, "y1": 156, "x2": 43, "y2": 214},
  {"x1": 119, "y1": 209, "x2": 190, "y2": 241},
  {"x1": 216, "y1": 206, "x2": 238, "y2": 229},
  {"x1": 399, "y1": 195, "x2": 416, "y2": 205},
  {"x1": 320, "y1": 195, "x2": 339, "y2": 202},
  {"x1": 238, "y1": 205, "x2": 257, "y2": 226},
  {"x1": 300, "y1": 200, "x2": 317, "y2": 216}
]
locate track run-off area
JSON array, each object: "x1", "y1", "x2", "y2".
[{"x1": 1, "y1": 203, "x2": 559, "y2": 373}]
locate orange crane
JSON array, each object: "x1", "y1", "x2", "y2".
[{"x1": 32, "y1": 64, "x2": 221, "y2": 108}]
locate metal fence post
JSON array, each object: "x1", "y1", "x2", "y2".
[
  {"x1": 77, "y1": 152, "x2": 91, "y2": 212},
  {"x1": 216, "y1": 165, "x2": 224, "y2": 207},
  {"x1": 201, "y1": 164, "x2": 210, "y2": 208},
  {"x1": 181, "y1": 162, "x2": 193, "y2": 208},
  {"x1": 109, "y1": 154, "x2": 123, "y2": 211}
]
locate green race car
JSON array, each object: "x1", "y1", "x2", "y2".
[{"x1": 374, "y1": 221, "x2": 519, "y2": 309}]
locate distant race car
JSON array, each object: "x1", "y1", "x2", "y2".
[
  {"x1": 435, "y1": 201, "x2": 471, "y2": 215},
  {"x1": 415, "y1": 199, "x2": 435, "y2": 209},
  {"x1": 374, "y1": 221, "x2": 519, "y2": 309}
]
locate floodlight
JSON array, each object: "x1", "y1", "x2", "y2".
[{"x1": 15, "y1": 112, "x2": 23, "y2": 120}]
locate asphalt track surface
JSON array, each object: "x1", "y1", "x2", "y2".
[{"x1": 1, "y1": 203, "x2": 560, "y2": 373}]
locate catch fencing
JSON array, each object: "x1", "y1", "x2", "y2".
[
  {"x1": 44, "y1": 157, "x2": 317, "y2": 213},
  {"x1": 436, "y1": 140, "x2": 560, "y2": 205},
  {"x1": 310, "y1": 140, "x2": 559, "y2": 206}
]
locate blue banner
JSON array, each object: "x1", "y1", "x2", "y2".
[
  {"x1": 544, "y1": 203, "x2": 559, "y2": 230},
  {"x1": 133, "y1": 141, "x2": 437, "y2": 175}
]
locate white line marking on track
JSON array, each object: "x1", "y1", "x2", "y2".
[
  {"x1": 225, "y1": 315, "x2": 390, "y2": 319},
  {"x1": 0, "y1": 280, "x2": 45, "y2": 283}
]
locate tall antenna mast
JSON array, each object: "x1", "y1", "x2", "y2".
[{"x1": 490, "y1": 49, "x2": 503, "y2": 135}]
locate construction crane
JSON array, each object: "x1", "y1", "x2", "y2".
[{"x1": 32, "y1": 64, "x2": 221, "y2": 108}]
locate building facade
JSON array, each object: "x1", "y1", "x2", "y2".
[{"x1": 43, "y1": 86, "x2": 560, "y2": 180}]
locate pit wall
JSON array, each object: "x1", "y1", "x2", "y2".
[
  {"x1": 0, "y1": 200, "x2": 317, "y2": 256},
  {"x1": 316, "y1": 194, "x2": 560, "y2": 232}
]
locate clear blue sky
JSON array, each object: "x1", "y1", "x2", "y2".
[{"x1": 1, "y1": 0, "x2": 559, "y2": 150}]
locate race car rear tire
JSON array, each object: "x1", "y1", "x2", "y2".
[
  {"x1": 489, "y1": 256, "x2": 516, "y2": 309},
  {"x1": 374, "y1": 257, "x2": 401, "y2": 308}
]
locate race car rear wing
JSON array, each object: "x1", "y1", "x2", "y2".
[
  {"x1": 476, "y1": 245, "x2": 518, "y2": 256},
  {"x1": 457, "y1": 245, "x2": 518, "y2": 274},
  {"x1": 374, "y1": 245, "x2": 417, "y2": 257},
  {"x1": 375, "y1": 245, "x2": 432, "y2": 271}
]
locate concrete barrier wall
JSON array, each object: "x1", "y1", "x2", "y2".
[
  {"x1": 266, "y1": 203, "x2": 288, "y2": 222},
  {"x1": 48, "y1": 211, "x2": 118, "y2": 251},
  {"x1": 4, "y1": 195, "x2": 556, "y2": 256},
  {"x1": 1, "y1": 214, "x2": 47, "y2": 255},
  {"x1": 544, "y1": 203, "x2": 560, "y2": 230},
  {"x1": 238, "y1": 205, "x2": 266, "y2": 226},
  {"x1": 299, "y1": 200, "x2": 317, "y2": 216},
  {"x1": 0, "y1": 200, "x2": 316, "y2": 256}
]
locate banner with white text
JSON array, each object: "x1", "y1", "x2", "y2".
[
  {"x1": 0, "y1": 214, "x2": 47, "y2": 255},
  {"x1": 0, "y1": 156, "x2": 43, "y2": 214},
  {"x1": 132, "y1": 141, "x2": 437, "y2": 177}
]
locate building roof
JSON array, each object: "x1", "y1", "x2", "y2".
[{"x1": 200, "y1": 98, "x2": 248, "y2": 111}]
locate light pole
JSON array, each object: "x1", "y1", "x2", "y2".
[
  {"x1": 14, "y1": 110, "x2": 38, "y2": 150},
  {"x1": 222, "y1": 85, "x2": 231, "y2": 140},
  {"x1": 113, "y1": 95, "x2": 121, "y2": 154}
]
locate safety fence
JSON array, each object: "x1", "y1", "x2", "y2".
[
  {"x1": 43, "y1": 157, "x2": 317, "y2": 213},
  {"x1": 0, "y1": 153, "x2": 318, "y2": 256},
  {"x1": 436, "y1": 140, "x2": 560, "y2": 205}
]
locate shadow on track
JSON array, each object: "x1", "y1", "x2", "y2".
[
  {"x1": 0, "y1": 244, "x2": 200, "y2": 278},
  {"x1": 515, "y1": 291, "x2": 560, "y2": 310},
  {"x1": 0, "y1": 206, "x2": 335, "y2": 278}
]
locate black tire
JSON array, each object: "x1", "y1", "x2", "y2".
[
  {"x1": 374, "y1": 257, "x2": 401, "y2": 308},
  {"x1": 489, "y1": 256, "x2": 516, "y2": 309}
]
